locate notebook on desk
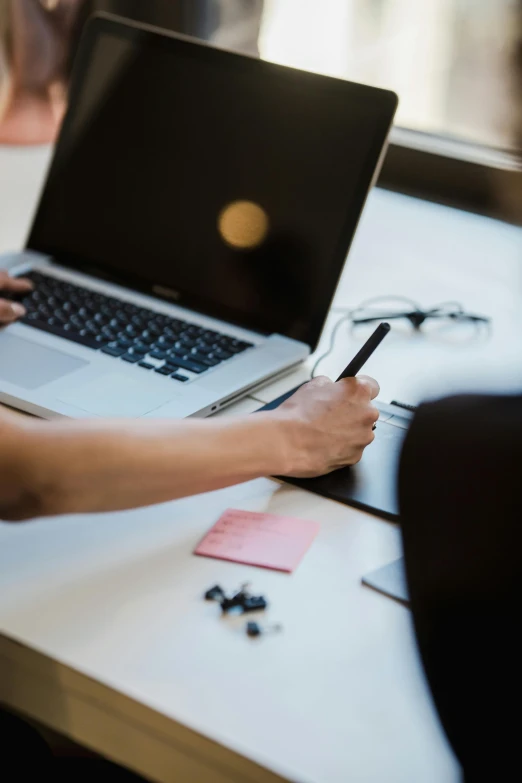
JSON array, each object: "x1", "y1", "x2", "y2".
[{"x1": 259, "y1": 390, "x2": 415, "y2": 521}]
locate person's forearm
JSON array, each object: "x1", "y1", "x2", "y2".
[
  {"x1": 1, "y1": 374, "x2": 380, "y2": 521},
  {"x1": 2, "y1": 412, "x2": 293, "y2": 521}
]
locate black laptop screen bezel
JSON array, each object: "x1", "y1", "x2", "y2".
[{"x1": 26, "y1": 13, "x2": 398, "y2": 351}]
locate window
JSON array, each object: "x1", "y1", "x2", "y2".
[
  {"x1": 1, "y1": 0, "x2": 520, "y2": 222},
  {"x1": 259, "y1": 0, "x2": 521, "y2": 156},
  {"x1": 223, "y1": 0, "x2": 522, "y2": 222}
]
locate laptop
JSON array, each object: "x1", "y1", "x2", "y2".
[{"x1": 0, "y1": 13, "x2": 397, "y2": 420}]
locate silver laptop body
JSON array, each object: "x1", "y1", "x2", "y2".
[{"x1": 0, "y1": 14, "x2": 397, "y2": 420}]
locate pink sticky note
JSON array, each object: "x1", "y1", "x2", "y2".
[{"x1": 194, "y1": 508, "x2": 320, "y2": 572}]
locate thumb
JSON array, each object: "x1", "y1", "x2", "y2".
[{"x1": 356, "y1": 375, "x2": 380, "y2": 400}]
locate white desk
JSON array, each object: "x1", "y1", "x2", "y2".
[{"x1": 1, "y1": 145, "x2": 521, "y2": 782}]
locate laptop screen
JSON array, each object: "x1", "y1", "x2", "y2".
[{"x1": 28, "y1": 16, "x2": 397, "y2": 349}]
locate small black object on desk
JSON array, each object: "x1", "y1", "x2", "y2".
[
  {"x1": 246, "y1": 621, "x2": 282, "y2": 639},
  {"x1": 204, "y1": 585, "x2": 281, "y2": 639},
  {"x1": 241, "y1": 595, "x2": 268, "y2": 613},
  {"x1": 204, "y1": 584, "x2": 225, "y2": 601},
  {"x1": 204, "y1": 584, "x2": 268, "y2": 614}
]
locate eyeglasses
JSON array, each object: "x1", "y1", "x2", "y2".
[
  {"x1": 348, "y1": 297, "x2": 490, "y2": 329},
  {"x1": 311, "y1": 297, "x2": 491, "y2": 377}
]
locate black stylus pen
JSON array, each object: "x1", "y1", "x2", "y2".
[
  {"x1": 257, "y1": 323, "x2": 391, "y2": 413},
  {"x1": 336, "y1": 322, "x2": 390, "y2": 380}
]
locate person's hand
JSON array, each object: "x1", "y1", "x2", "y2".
[
  {"x1": 275, "y1": 375, "x2": 380, "y2": 477},
  {"x1": 0, "y1": 270, "x2": 33, "y2": 325}
]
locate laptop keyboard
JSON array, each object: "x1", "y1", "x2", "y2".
[{"x1": 15, "y1": 271, "x2": 253, "y2": 381}]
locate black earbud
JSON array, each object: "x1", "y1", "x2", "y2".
[{"x1": 246, "y1": 621, "x2": 282, "y2": 638}]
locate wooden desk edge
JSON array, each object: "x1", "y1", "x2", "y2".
[{"x1": 0, "y1": 634, "x2": 289, "y2": 783}]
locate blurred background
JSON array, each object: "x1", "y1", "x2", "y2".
[{"x1": 1, "y1": 0, "x2": 521, "y2": 220}]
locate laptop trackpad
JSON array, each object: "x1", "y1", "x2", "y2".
[
  {"x1": 0, "y1": 333, "x2": 88, "y2": 390},
  {"x1": 59, "y1": 372, "x2": 176, "y2": 417}
]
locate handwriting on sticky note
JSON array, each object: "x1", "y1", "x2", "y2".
[{"x1": 194, "y1": 508, "x2": 320, "y2": 572}]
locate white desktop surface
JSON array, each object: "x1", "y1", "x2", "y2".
[{"x1": 1, "y1": 144, "x2": 521, "y2": 782}]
